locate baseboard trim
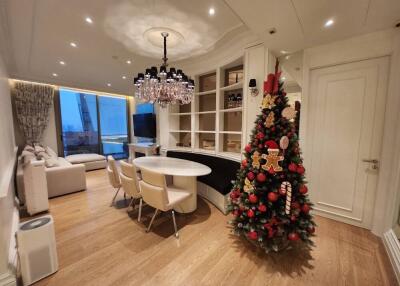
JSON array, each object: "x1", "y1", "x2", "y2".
[
  {"x1": 383, "y1": 229, "x2": 400, "y2": 284},
  {"x1": 0, "y1": 272, "x2": 16, "y2": 286}
]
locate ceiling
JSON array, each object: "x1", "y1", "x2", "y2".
[
  {"x1": 225, "y1": 0, "x2": 400, "y2": 54},
  {"x1": 1, "y1": 0, "x2": 243, "y2": 95},
  {"x1": 1, "y1": 0, "x2": 400, "y2": 95}
]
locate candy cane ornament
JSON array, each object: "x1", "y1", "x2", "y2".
[{"x1": 281, "y1": 181, "x2": 292, "y2": 215}]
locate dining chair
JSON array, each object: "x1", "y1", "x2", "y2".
[
  {"x1": 120, "y1": 160, "x2": 143, "y2": 221},
  {"x1": 107, "y1": 155, "x2": 122, "y2": 207},
  {"x1": 139, "y1": 168, "x2": 191, "y2": 238}
]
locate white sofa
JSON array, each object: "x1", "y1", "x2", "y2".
[{"x1": 17, "y1": 156, "x2": 87, "y2": 204}]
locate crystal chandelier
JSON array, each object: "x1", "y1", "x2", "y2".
[{"x1": 133, "y1": 32, "x2": 195, "y2": 107}]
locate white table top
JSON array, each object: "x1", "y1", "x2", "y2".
[
  {"x1": 128, "y1": 143, "x2": 155, "y2": 147},
  {"x1": 133, "y1": 156, "x2": 211, "y2": 177}
]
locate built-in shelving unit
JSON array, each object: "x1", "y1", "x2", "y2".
[{"x1": 167, "y1": 57, "x2": 244, "y2": 160}]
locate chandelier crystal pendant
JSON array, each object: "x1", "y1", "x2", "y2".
[{"x1": 133, "y1": 32, "x2": 195, "y2": 108}]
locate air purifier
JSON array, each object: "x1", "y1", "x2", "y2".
[{"x1": 17, "y1": 215, "x2": 58, "y2": 285}]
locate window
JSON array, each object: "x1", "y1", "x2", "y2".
[
  {"x1": 59, "y1": 88, "x2": 129, "y2": 158},
  {"x1": 98, "y1": 96, "x2": 128, "y2": 159},
  {"x1": 59, "y1": 90, "x2": 99, "y2": 156}
]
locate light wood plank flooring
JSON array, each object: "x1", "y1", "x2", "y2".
[{"x1": 34, "y1": 169, "x2": 397, "y2": 286}]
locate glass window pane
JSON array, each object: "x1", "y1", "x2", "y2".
[
  {"x1": 98, "y1": 96, "x2": 128, "y2": 159},
  {"x1": 59, "y1": 89, "x2": 99, "y2": 156}
]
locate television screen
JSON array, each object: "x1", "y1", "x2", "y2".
[{"x1": 133, "y1": 113, "x2": 156, "y2": 138}]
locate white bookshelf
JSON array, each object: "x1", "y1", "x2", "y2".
[{"x1": 167, "y1": 57, "x2": 244, "y2": 161}]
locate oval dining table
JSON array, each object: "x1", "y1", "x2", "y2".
[{"x1": 132, "y1": 156, "x2": 211, "y2": 213}]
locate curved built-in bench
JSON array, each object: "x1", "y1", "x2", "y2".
[{"x1": 166, "y1": 151, "x2": 240, "y2": 214}]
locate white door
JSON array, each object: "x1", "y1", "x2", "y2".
[{"x1": 307, "y1": 57, "x2": 389, "y2": 229}]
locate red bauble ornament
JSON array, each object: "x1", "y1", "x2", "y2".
[
  {"x1": 279, "y1": 186, "x2": 286, "y2": 196},
  {"x1": 307, "y1": 226, "x2": 315, "y2": 234},
  {"x1": 229, "y1": 191, "x2": 238, "y2": 200},
  {"x1": 258, "y1": 204, "x2": 267, "y2": 212},
  {"x1": 301, "y1": 204, "x2": 311, "y2": 214},
  {"x1": 267, "y1": 192, "x2": 279, "y2": 202},
  {"x1": 297, "y1": 165, "x2": 305, "y2": 175},
  {"x1": 244, "y1": 144, "x2": 252, "y2": 153},
  {"x1": 232, "y1": 209, "x2": 239, "y2": 216},
  {"x1": 258, "y1": 144, "x2": 263, "y2": 149},
  {"x1": 241, "y1": 159, "x2": 247, "y2": 168},
  {"x1": 290, "y1": 215, "x2": 297, "y2": 222},
  {"x1": 247, "y1": 209, "x2": 255, "y2": 218},
  {"x1": 248, "y1": 231, "x2": 258, "y2": 240},
  {"x1": 271, "y1": 127, "x2": 275, "y2": 132},
  {"x1": 288, "y1": 232, "x2": 300, "y2": 241},
  {"x1": 256, "y1": 132, "x2": 265, "y2": 140},
  {"x1": 268, "y1": 166, "x2": 275, "y2": 175},
  {"x1": 256, "y1": 172, "x2": 266, "y2": 182},
  {"x1": 249, "y1": 194, "x2": 258, "y2": 203},
  {"x1": 247, "y1": 172, "x2": 255, "y2": 181},
  {"x1": 299, "y1": 185, "x2": 308, "y2": 194},
  {"x1": 288, "y1": 163, "x2": 298, "y2": 172}
]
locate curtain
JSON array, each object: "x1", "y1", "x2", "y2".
[{"x1": 13, "y1": 81, "x2": 54, "y2": 145}]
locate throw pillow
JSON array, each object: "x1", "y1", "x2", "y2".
[
  {"x1": 45, "y1": 146, "x2": 58, "y2": 159},
  {"x1": 45, "y1": 157, "x2": 59, "y2": 168},
  {"x1": 21, "y1": 150, "x2": 36, "y2": 165}
]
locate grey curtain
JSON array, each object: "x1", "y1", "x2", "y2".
[{"x1": 13, "y1": 81, "x2": 54, "y2": 145}]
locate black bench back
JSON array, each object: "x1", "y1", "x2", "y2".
[{"x1": 166, "y1": 151, "x2": 240, "y2": 195}]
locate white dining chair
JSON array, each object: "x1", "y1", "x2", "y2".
[
  {"x1": 139, "y1": 168, "x2": 191, "y2": 238},
  {"x1": 120, "y1": 160, "x2": 143, "y2": 221},
  {"x1": 107, "y1": 155, "x2": 121, "y2": 207}
]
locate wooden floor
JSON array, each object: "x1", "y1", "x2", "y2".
[{"x1": 34, "y1": 169, "x2": 397, "y2": 286}]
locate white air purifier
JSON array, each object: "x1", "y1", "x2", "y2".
[{"x1": 17, "y1": 215, "x2": 58, "y2": 285}]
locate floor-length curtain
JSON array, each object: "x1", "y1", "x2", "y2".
[{"x1": 12, "y1": 81, "x2": 54, "y2": 145}]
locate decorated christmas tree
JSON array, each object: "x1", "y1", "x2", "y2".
[{"x1": 228, "y1": 61, "x2": 316, "y2": 252}]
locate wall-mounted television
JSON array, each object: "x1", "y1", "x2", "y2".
[{"x1": 133, "y1": 113, "x2": 156, "y2": 138}]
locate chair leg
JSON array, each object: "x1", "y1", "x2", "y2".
[
  {"x1": 110, "y1": 187, "x2": 120, "y2": 207},
  {"x1": 146, "y1": 209, "x2": 159, "y2": 233},
  {"x1": 138, "y1": 198, "x2": 143, "y2": 222},
  {"x1": 127, "y1": 198, "x2": 135, "y2": 212},
  {"x1": 172, "y1": 210, "x2": 179, "y2": 238}
]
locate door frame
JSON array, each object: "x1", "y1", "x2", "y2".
[{"x1": 300, "y1": 29, "x2": 400, "y2": 236}]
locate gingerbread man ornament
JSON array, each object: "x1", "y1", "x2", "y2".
[{"x1": 261, "y1": 149, "x2": 284, "y2": 172}]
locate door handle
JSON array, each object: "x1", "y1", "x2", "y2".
[
  {"x1": 362, "y1": 159, "x2": 379, "y2": 164},
  {"x1": 362, "y1": 159, "x2": 379, "y2": 170}
]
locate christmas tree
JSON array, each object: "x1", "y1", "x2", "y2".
[{"x1": 228, "y1": 61, "x2": 316, "y2": 252}]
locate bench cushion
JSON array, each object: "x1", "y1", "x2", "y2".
[
  {"x1": 166, "y1": 151, "x2": 240, "y2": 195},
  {"x1": 66, "y1": 153, "x2": 106, "y2": 164}
]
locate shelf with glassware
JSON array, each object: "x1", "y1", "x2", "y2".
[{"x1": 166, "y1": 57, "x2": 244, "y2": 161}]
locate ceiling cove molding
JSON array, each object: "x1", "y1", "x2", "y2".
[
  {"x1": 0, "y1": 1, "x2": 16, "y2": 74},
  {"x1": 173, "y1": 25, "x2": 261, "y2": 76}
]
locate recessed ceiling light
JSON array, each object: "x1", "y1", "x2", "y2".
[
  {"x1": 59, "y1": 60, "x2": 66, "y2": 65},
  {"x1": 52, "y1": 73, "x2": 58, "y2": 77},
  {"x1": 324, "y1": 19, "x2": 334, "y2": 27},
  {"x1": 285, "y1": 55, "x2": 290, "y2": 60},
  {"x1": 85, "y1": 17, "x2": 93, "y2": 24},
  {"x1": 280, "y1": 50, "x2": 289, "y2": 54},
  {"x1": 122, "y1": 76, "x2": 127, "y2": 79},
  {"x1": 70, "y1": 42, "x2": 77, "y2": 48},
  {"x1": 126, "y1": 60, "x2": 132, "y2": 64},
  {"x1": 107, "y1": 83, "x2": 111, "y2": 87},
  {"x1": 209, "y1": 7, "x2": 215, "y2": 16}
]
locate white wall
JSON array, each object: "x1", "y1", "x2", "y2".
[{"x1": 0, "y1": 49, "x2": 18, "y2": 284}]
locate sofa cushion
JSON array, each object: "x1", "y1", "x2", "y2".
[
  {"x1": 66, "y1": 153, "x2": 106, "y2": 164},
  {"x1": 56, "y1": 157, "x2": 73, "y2": 167},
  {"x1": 166, "y1": 151, "x2": 240, "y2": 195}
]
